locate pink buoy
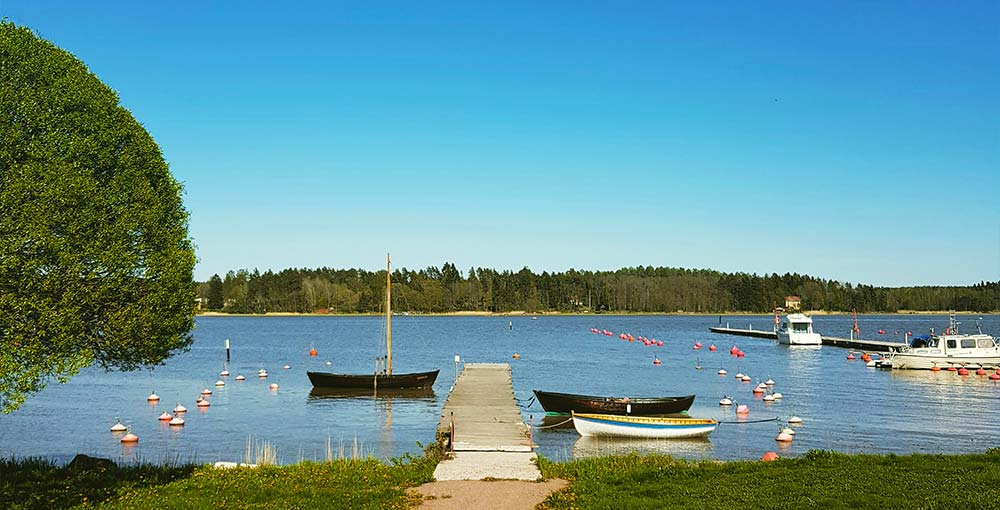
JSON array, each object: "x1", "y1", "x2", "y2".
[
  {"x1": 653, "y1": 357, "x2": 662, "y2": 366},
  {"x1": 158, "y1": 412, "x2": 172, "y2": 421},
  {"x1": 990, "y1": 371, "x2": 1000, "y2": 381},
  {"x1": 847, "y1": 353, "x2": 855, "y2": 361},
  {"x1": 709, "y1": 345, "x2": 716, "y2": 352},
  {"x1": 958, "y1": 367, "x2": 969, "y2": 376},
  {"x1": 776, "y1": 431, "x2": 794, "y2": 442},
  {"x1": 121, "y1": 433, "x2": 139, "y2": 443},
  {"x1": 737, "y1": 351, "x2": 745, "y2": 358},
  {"x1": 975, "y1": 367, "x2": 987, "y2": 376},
  {"x1": 736, "y1": 404, "x2": 749, "y2": 415},
  {"x1": 761, "y1": 451, "x2": 779, "y2": 461}
]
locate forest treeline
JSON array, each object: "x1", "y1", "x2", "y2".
[{"x1": 196, "y1": 264, "x2": 1000, "y2": 314}]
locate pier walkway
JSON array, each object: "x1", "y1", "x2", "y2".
[
  {"x1": 709, "y1": 327, "x2": 906, "y2": 352},
  {"x1": 433, "y1": 363, "x2": 539, "y2": 481}
]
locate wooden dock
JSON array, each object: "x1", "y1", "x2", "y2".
[
  {"x1": 433, "y1": 363, "x2": 540, "y2": 481},
  {"x1": 708, "y1": 327, "x2": 906, "y2": 352}
]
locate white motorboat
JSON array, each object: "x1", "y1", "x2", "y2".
[
  {"x1": 888, "y1": 315, "x2": 999, "y2": 370},
  {"x1": 572, "y1": 411, "x2": 719, "y2": 439},
  {"x1": 776, "y1": 313, "x2": 822, "y2": 345}
]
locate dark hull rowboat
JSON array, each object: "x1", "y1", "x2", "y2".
[
  {"x1": 533, "y1": 390, "x2": 695, "y2": 415},
  {"x1": 307, "y1": 370, "x2": 439, "y2": 390}
]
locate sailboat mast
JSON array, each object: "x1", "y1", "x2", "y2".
[{"x1": 386, "y1": 253, "x2": 392, "y2": 376}]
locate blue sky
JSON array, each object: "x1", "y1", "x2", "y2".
[{"x1": 6, "y1": 1, "x2": 998, "y2": 286}]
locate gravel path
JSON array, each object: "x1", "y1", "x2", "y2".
[{"x1": 415, "y1": 479, "x2": 567, "y2": 510}]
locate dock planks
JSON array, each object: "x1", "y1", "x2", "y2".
[
  {"x1": 709, "y1": 327, "x2": 906, "y2": 352},
  {"x1": 433, "y1": 363, "x2": 539, "y2": 481}
]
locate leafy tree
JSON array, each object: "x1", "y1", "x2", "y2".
[
  {"x1": 0, "y1": 22, "x2": 195, "y2": 413},
  {"x1": 206, "y1": 274, "x2": 224, "y2": 310}
]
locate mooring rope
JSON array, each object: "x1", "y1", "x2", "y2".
[
  {"x1": 717, "y1": 417, "x2": 779, "y2": 424},
  {"x1": 532, "y1": 416, "x2": 575, "y2": 429}
]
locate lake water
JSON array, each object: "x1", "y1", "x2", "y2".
[{"x1": 2, "y1": 314, "x2": 998, "y2": 465}]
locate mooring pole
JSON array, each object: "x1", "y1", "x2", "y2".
[{"x1": 225, "y1": 338, "x2": 230, "y2": 361}]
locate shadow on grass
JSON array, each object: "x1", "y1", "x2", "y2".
[{"x1": 0, "y1": 456, "x2": 197, "y2": 510}]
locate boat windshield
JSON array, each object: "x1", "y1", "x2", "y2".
[{"x1": 792, "y1": 323, "x2": 810, "y2": 333}]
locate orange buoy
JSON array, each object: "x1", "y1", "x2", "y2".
[
  {"x1": 653, "y1": 357, "x2": 662, "y2": 365},
  {"x1": 989, "y1": 371, "x2": 1000, "y2": 381},
  {"x1": 931, "y1": 365, "x2": 941, "y2": 372},
  {"x1": 309, "y1": 348, "x2": 318, "y2": 357},
  {"x1": 947, "y1": 366, "x2": 957, "y2": 372},
  {"x1": 158, "y1": 412, "x2": 172, "y2": 421},
  {"x1": 975, "y1": 367, "x2": 987, "y2": 376},
  {"x1": 846, "y1": 353, "x2": 855, "y2": 360},
  {"x1": 761, "y1": 451, "x2": 779, "y2": 461},
  {"x1": 958, "y1": 367, "x2": 969, "y2": 376},
  {"x1": 512, "y1": 353, "x2": 520, "y2": 359},
  {"x1": 121, "y1": 432, "x2": 139, "y2": 443}
]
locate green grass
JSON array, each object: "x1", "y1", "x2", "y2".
[
  {"x1": 0, "y1": 447, "x2": 438, "y2": 510},
  {"x1": 537, "y1": 449, "x2": 1000, "y2": 509},
  {"x1": 0, "y1": 457, "x2": 196, "y2": 510}
]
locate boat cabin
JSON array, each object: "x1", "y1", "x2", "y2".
[{"x1": 780, "y1": 313, "x2": 815, "y2": 334}]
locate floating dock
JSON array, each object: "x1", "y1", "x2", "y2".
[
  {"x1": 708, "y1": 327, "x2": 906, "y2": 352},
  {"x1": 434, "y1": 363, "x2": 539, "y2": 481}
]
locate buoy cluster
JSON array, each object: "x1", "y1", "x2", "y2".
[
  {"x1": 717, "y1": 367, "x2": 803, "y2": 453},
  {"x1": 119, "y1": 362, "x2": 282, "y2": 446}
]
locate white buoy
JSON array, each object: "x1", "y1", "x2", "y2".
[
  {"x1": 765, "y1": 379, "x2": 776, "y2": 386},
  {"x1": 110, "y1": 419, "x2": 127, "y2": 432},
  {"x1": 788, "y1": 415, "x2": 803, "y2": 424},
  {"x1": 326, "y1": 361, "x2": 333, "y2": 365},
  {"x1": 756, "y1": 382, "x2": 768, "y2": 389},
  {"x1": 763, "y1": 394, "x2": 776, "y2": 402},
  {"x1": 735, "y1": 372, "x2": 744, "y2": 379},
  {"x1": 220, "y1": 370, "x2": 230, "y2": 377},
  {"x1": 214, "y1": 380, "x2": 225, "y2": 387},
  {"x1": 719, "y1": 397, "x2": 733, "y2": 406},
  {"x1": 235, "y1": 374, "x2": 246, "y2": 381},
  {"x1": 258, "y1": 371, "x2": 268, "y2": 378},
  {"x1": 741, "y1": 375, "x2": 752, "y2": 382},
  {"x1": 201, "y1": 388, "x2": 213, "y2": 395},
  {"x1": 772, "y1": 392, "x2": 783, "y2": 399},
  {"x1": 197, "y1": 399, "x2": 211, "y2": 407},
  {"x1": 158, "y1": 411, "x2": 172, "y2": 421},
  {"x1": 169, "y1": 415, "x2": 185, "y2": 426},
  {"x1": 781, "y1": 427, "x2": 795, "y2": 436},
  {"x1": 776, "y1": 430, "x2": 794, "y2": 442},
  {"x1": 173, "y1": 403, "x2": 187, "y2": 413},
  {"x1": 718, "y1": 369, "x2": 728, "y2": 375},
  {"x1": 283, "y1": 365, "x2": 291, "y2": 370},
  {"x1": 269, "y1": 383, "x2": 278, "y2": 391},
  {"x1": 147, "y1": 392, "x2": 160, "y2": 402}
]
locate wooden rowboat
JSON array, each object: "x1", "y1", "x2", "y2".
[
  {"x1": 572, "y1": 411, "x2": 719, "y2": 439},
  {"x1": 533, "y1": 390, "x2": 694, "y2": 415}
]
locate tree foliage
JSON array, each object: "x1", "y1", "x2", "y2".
[
  {"x1": 0, "y1": 22, "x2": 196, "y2": 412},
  {"x1": 196, "y1": 264, "x2": 999, "y2": 315}
]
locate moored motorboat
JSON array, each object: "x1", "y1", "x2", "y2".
[
  {"x1": 776, "y1": 313, "x2": 822, "y2": 345},
  {"x1": 888, "y1": 315, "x2": 999, "y2": 370},
  {"x1": 533, "y1": 390, "x2": 695, "y2": 416},
  {"x1": 572, "y1": 411, "x2": 719, "y2": 439}
]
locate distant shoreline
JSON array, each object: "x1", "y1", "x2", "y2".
[{"x1": 196, "y1": 310, "x2": 998, "y2": 318}]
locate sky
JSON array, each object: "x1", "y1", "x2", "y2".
[{"x1": 4, "y1": 1, "x2": 999, "y2": 286}]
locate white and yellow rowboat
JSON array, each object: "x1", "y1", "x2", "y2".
[{"x1": 572, "y1": 411, "x2": 719, "y2": 439}]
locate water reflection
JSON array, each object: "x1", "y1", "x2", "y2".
[
  {"x1": 573, "y1": 435, "x2": 714, "y2": 459},
  {"x1": 307, "y1": 388, "x2": 436, "y2": 401}
]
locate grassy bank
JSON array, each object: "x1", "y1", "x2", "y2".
[
  {"x1": 0, "y1": 452, "x2": 436, "y2": 510},
  {"x1": 537, "y1": 449, "x2": 1000, "y2": 509}
]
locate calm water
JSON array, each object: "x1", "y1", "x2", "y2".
[{"x1": 2, "y1": 314, "x2": 998, "y2": 465}]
